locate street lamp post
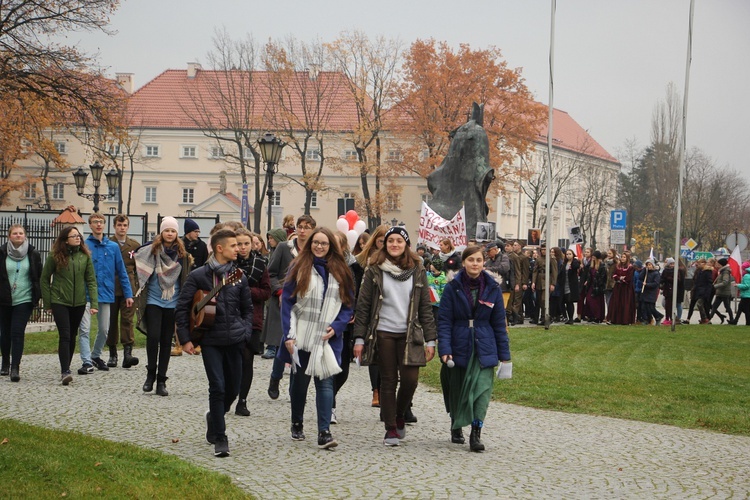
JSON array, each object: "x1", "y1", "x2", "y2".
[
  {"x1": 257, "y1": 133, "x2": 285, "y2": 233},
  {"x1": 72, "y1": 161, "x2": 120, "y2": 213}
]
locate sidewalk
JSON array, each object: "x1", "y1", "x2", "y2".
[{"x1": 2, "y1": 350, "x2": 749, "y2": 498}]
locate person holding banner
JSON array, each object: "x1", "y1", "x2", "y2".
[{"x1": 353, "y1": 226, "x2": 436, "y2": 447}]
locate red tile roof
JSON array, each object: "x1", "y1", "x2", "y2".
[
  {"x1": 128, "y1": 69, "x2": 360, "y2": 131},
  {"x1": 54, "y1": 206, "x2": 85, "y2": 224},
  {"x1": 536, "y1": 107, "x2": 619, "y2": 164}
]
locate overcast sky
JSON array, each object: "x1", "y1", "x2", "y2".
[{"x1": 74, "y1": 0, "x2": 749, "y2": 174}]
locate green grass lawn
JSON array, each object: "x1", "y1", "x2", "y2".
[
  {"x1": 421, "y1": 324, "x2": 750, "y2": 436},
  {"x1": 0, "y1": 419, "x2": 250, "y2": 499}
]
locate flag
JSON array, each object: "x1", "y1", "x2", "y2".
[
  {"x1": 568, "y1": 242, "x2": 583, "y2": 260},
  {"x1": 649, "y1": 247, "x2": 655, "y2": 261},
  {"x1": 729, "y1": 245, "x2": 742, "y2": 284}
]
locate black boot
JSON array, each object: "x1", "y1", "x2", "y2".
[
  {"x1": 107, "y1": 345, "x2": 118, "y2": 368},
  {"x1": 155, "y1": 375, "x2": 169, "y2": 396},
  {"x1": 451, "y1": 427, "x2": 465, "y2": 444},
  {"x1": 10, "y1": 365, "x2": 20, "y2": 382},
  {"x1": 143, "y1": 368, "x2": 156, "y2": 392},
  {"x1": 469, "y1": 423, "x2": 485, "y2": 452},
  {"x1": 0, "y1": 360, "x2": 8, "y2": 377},
  {"x1": 122, "y1": 344, "x2": 139, "y2": 368},
  {"x1": 235, "y1": 399, "x2": 250, "y2": 416},
  {"x1": 268, "y1": 377, "x2": 280, "y2": 400}
]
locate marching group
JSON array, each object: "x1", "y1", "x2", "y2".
[{"x1": 1, "y1": 215, "x2": 511, "y2": 458}]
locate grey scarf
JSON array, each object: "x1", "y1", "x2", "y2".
[
  {"x1": 6, "y1": 240, "x2": 29, "y2": 262},
  {"x1": 379, "y1": 259, "x2": 417, "y2": 282},
  {"x1": 207, "y1": 254, "x2": 234, "y2": 277}
]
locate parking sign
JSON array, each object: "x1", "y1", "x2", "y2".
[{"x1": 610, "y1": 210, "x2": 627, "y2": 230}]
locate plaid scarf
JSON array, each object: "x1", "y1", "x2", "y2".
[
  {"x1": 236, "y1": 251, "x2": 267, "y2": 287},
  {"x1": 134, "y1": 244, "x2": 182, "y2": 300},
  {"x1": 287, "y1": 264, "x2": 343, "y2": 380}
]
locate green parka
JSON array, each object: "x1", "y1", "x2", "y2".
[{"x1": 41, "y1": 247, "x2": 98, "y2": 309}]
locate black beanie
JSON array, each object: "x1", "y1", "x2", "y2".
[{"x1": 384, "y1": 226, "x2": 410, "y2": 246}]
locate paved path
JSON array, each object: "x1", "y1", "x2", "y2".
[{"x1": 2, "y1": 349, "x2": 749, "y2": 499}]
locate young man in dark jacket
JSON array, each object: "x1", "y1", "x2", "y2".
[
  {"x1": 183, "y1": 218, "x2": 208, "y2": 270},
  {"x1": 176, "y1": 229, "x2": 253, "y2": 458}
]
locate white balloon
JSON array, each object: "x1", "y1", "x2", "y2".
[
  {"x1": 353, "y1": 220, "x2": 367, "y2": 235},
  {"x1": 346, "y1": 229, "x2": 359, "y2": 251},
  {"x1": 335, "y1": 218, "x2": 349, "y2": 234}
]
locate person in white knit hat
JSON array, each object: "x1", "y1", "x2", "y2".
[{"x1": 133, "y1": 216, "x2": 192, "y2": 396}]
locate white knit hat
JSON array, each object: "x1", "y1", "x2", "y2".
[{"x1": 160, "y1": 216, "x2": 179, "y2": 233}]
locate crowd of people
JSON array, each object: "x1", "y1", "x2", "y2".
[{"x1": 8, "y1": 215, "x2": 747, "y2": 458}]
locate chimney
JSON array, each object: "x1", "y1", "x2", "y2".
[
  {"x1": 187, "y1": 62, "x2": 202, "y2": 78},
  {"x1": 115, "y1": 73, "x2": 134, "y2": 93}
]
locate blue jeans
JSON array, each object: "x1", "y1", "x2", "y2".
[
  {"x1": 202, "y1": 343, "x2": 243, "y2": 441},
  {"x1": 290, "y1": 371, "x2": 333, "y2": 432},
  {"x1": 0, "y1": 302, "x2": 34, "y2": 367},
  {"x1": 78, "y1": 302, "x2": 111, "y2": 364}
]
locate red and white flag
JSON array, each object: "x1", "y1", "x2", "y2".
[
  {"x1": 568, "y1": 243, "x2": 583, "y2": 260},
  {"x1": 729, "y1": 245, "x2": 743, "y2": 284}
]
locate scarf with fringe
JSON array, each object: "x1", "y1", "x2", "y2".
[
  {"x1": 287, "y1": 262, "x2": 343, "y2": 379},
  {"x1": 134, "y1": 244, "x2": 182, "y2": 300}
]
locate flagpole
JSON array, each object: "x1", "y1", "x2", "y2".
[
  {"x1": 544, "y1": 0, "x2": 556, "y2": 330},
  {"x1": 672, "y1": 0, "x2": 695, "y2": 332}
]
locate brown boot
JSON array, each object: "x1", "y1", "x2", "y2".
[
  {"x1": 371, "y1": 389, "x2": 380, "y2": 407},
  {"x1": 170, "y1": 343, "x2": 183, "y2": 356}
]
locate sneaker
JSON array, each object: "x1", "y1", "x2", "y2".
[
  {"x1": 77, "y1": 363, "x2": 94, "y2": 375},
  {"x1": 61, "y1": 371, "x2": 73, "y2": 385},
  {"x1": 235, "y1": 399, "x2": 250, "y2": 417},
  {"x1": 205, "y1": 410, "x2": 216, "y2": 445},
  {"x1": 291, "y1": 422, "x2": 305, "y2": 441},
  {"x1": 261, "y1": 346, "x2": 277, "y2": 359},
  {"x1": 214, "y1": 437, "x2": 230, "y2": 457},
  {"x1": 330, "y1": 408, "x2": 338, "y2": 425},
  {"x1": 383, "y1": 428, "x2": 400, "y2": 446},
  {"x1": 91, "y1": 357, "x2": 109, "y2": 371},
  {"x1": 317, "y1": 430, "x2": 338, "y2": 450},
  {"x1": 404, "y1": 407, "x2": 418, "y2": 424},
  {"x1": 396, "y1": 418, "x2": 406, "y2": 439},
  {"x1": 661, "y1": 320, "x2": 672, "y2": 326}
]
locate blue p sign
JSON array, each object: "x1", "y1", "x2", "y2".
[{"x1": 610, "y1": 210, "x2": 626, "y2": 230}]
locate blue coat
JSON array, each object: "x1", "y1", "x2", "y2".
[
  {"x1": 85, "y1": 235, "x2": 133, "y2": 303},
  {"x1": 437, "y1": 270, "x2": 510, "y2": 369},
  {"x1": 633, "y1": 268, "x2": 645, "y2": 295},
  {"x1": 737, "y1": 272, "x2": 750, "y2": 299}
]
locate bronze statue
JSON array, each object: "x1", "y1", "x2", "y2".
[{"x1": 427, "y1": 102, "x2": 494, "y2": 239}]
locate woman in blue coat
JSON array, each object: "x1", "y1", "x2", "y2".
[{"x1": 438, "y1": 245, "x2": 511, "y2": 452}]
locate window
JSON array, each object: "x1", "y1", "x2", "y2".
[
  {"x1": 343, "y1": 150, "x2": 358, "y2": 161},
  {"x1": 52, "y1": 182, "x2": 65, "y2": 200},
  {"x1": 385, "y1": 192, "x2": 400, "y2": 211},
  {"x1": 343, "y1": 192, "x2": 356, "y2": 199},
  {"x1": 23, "y1": 183, "x2": 37, "y2": 199},
  {"x1": 145, "y1": 187, "x2": 157, "y2": 203},
  {"x1": 107, "y1": 144, "x2": 121, "y2": 156},
  {"x1": 55, "y1": 142, "x2": 67, "y2": 154},
  {"x1": 387, "y1": 149, "x2": 403, "y2": 163},
  {"x1": 182, "y1": 188, "x2": 194, "y2": 204},
  {"x1": 209, "y1": 146, "x2": 224, "y2": 159},
  {"x1": 243, "y1": 147, "x2": 254, "y2": 159},
  {"x1": 270, "y1": 190, "x2": 281, "y2": 206},
  {"x1": 181, "y1": 145, "x2": 197, "y2": 158},
  {"x1": 145, "y1": 145, "x2": 160, "y2": 157},
  {"x1": 305, "y1": 149, "x2": 321, "y2": 161},
  {"x1": 309, "y1": 191, "x2": 318, "y2": 208},
  {"x1": 420, "y1": 193, "x2": 433, "y2": 204}
]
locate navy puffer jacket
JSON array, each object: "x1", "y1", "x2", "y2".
[
  {"x1": 175, "y1": 264, "x2": 253, "y2": 346},
  {"x1": 641, "y1": 268, "x2": 661, "y2": 303},
  {"x1": 437, "y1": 269, "x2": 510, "y2": 369}
]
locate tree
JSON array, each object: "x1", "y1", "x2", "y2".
[
  {"x1": 181, "y1": 30, "x2": 266, "y2": 231},
  {"x1": 0, "y1": 0, "x2": 121, "y2": 125},
  {"x1": 569, "y1": 163, "x2": 616, "y2": 250},
  {"x1": 263, "y1": 37, "x2": 347, "y2": 215},
  {"x1": 328, "y1": 31, "x2": 402, "y2": 229},
  {"x1": 394, "y1": 40, "x2": 545, "y2": 192}
]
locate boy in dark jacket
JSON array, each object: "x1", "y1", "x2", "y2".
[
  {"x1": 176, "y1": 229, "x2": 253, "y2": 458},
  {"x1": 640, "y1": 260, "x2": 663, "y2": 325}
]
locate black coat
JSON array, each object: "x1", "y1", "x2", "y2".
[
  {"x1": 183, "y1": 236, "x2": 208, "y2": 270},
  {"x1": 556, "y1": 258, "x2": 581, "y2": 301},
  {"x1": 0, "y1": 244, "x2": 42, "y2": 306},
  {"x1": 692, "y1": 268, "x2": 714, "y2": 302},
  {"x1": 175, "y1": 264, "x2": 253, "y2": 347}
]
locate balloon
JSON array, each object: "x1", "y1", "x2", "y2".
[
  {"x1": 345, "y1": 210, "x2": 358, "y2": 230},
  {"x1": 353, "y1": 220, "x2": 367, "y2": 235},
  {"x1": 335, "y1": 218, "x2": 349, "y2": 233},
  {"x1": 346, "y1": 229, "x2": 359, "y2": 251}
]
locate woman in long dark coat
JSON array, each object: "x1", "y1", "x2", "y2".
[
  {"x1": 582, "y1": 251, "x2": 607, "y2": 323},
  {"x1": 606, "y1": 252, "x2": 636, "y2": 325},
  {"x1": 557, "y1": 249, "x2": 580, "y2": 324}
]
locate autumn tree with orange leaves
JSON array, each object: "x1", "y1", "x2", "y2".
[{"x1": 394, "y1": 40, "x2": 545, "y2": 196}]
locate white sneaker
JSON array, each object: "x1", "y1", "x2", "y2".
[{"x1": 330, "y1": 409, "x2": 338, "y2": 424}]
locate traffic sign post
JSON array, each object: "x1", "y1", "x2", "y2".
[
  {"x1": 610, "y1": 210, "x2": 627, "y2": 230},
  {"x1": 611, "y1": 229, "x2": 626, "y2": 245}
]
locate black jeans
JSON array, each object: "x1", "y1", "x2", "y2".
[
  {"x1": 377, "y1": 330, "x2": 420, "y2": 430},
  {"x1": 0, "y1": 302, "x2": 34, "y2": 367},
  {"x1": 734, "y1": 298, "x2": 750, "y2": 325},
  {"x1": 709, "y1": 296, "x2": 734, "y2": 323},
  {"x1": 642, "y1": 302, "x2": 663, "y2": 323},
  {"x1": 51, "y1": 304, "x2": 86, "y2": 373},
  {"x1": 202, "y1": 343, "x2": 243, "y2": 440},
  {"x1": 238, "y1": 329, "x2": 262, "y2": 401},
  {"x1": 333, "y1": 329, "x2": 352, "y2": 408},
  {"x1": 145, "y1": 305, "x2": 175, "y2": 378}
]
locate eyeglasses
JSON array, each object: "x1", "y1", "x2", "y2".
[
  {"x1": 91, "y1": 220, "x2": 105, "y2": 225},
  {"x1": 67, "y1": 234, "x2": 81, "y2": 239},
  {"x1": 311, "y1": 241, "x2": 329, "y2": 248},
  {"x1": 297, "y1": 225, "x2": 314, "y2": 231}
]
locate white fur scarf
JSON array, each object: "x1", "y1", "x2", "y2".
[{"x1": 287, "y1": 267, "x2": 343, "y2": 379}]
